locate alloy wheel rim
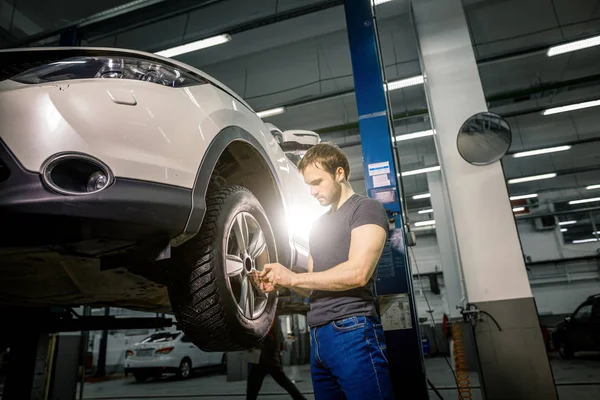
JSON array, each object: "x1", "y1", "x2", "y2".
[
  {"x1": 225, "y1": 211, "x2": 270, "y2": 320},
  {"x1": 181, "y1": 361, "x2": 190, "y2": 377}
]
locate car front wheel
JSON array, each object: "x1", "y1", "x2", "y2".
[{"x1": 168, "y1": 185, "x2": 278, "y2": 351}]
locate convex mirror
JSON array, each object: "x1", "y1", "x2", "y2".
[{"x1": 457, "y1": 112, "x2": 511, "y2": 165}]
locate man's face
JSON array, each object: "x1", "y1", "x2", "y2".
[{"x1": 302, "y1": 163, "x2": 343, "y2": 207}]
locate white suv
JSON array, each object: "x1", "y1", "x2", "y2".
[{"x1": 0, "y1": 47, "x2": 322, "y2": 351}]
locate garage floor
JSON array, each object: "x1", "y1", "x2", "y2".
[{"x1": 75, "y1": 354, "x2": 600, "y2": 400}]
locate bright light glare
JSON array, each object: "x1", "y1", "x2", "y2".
[
  {"x1": 256, "y1": 107, "x2": 286, "y2": 118},
  {"x1": 373, "y1": 0, "x2": 393, "y2": 5},
  {"x1": 558, "y1": 220, "x2": 577, "y2": 226},
  {"x1": 155, "y1": 34, "x2": 232, "y2": 58},
  {"x1": 547, "y1": 34, "x2": 600, "y2": 57},
  {"x1": 513, "y1": 145, "x2": 571, "y2": 158},
  {"x1": 412, "y1": 193, "x2": 431, "y2": 200},
  {"x1": 508, "y1": 173, "x2": 557, "y2": 184},
  {"x1": 418, "y1": 209, "x2": 433, "y2": 214},
  {"x1": 586, "y1": 184, "x2": 600, "y2": 190},
  {"x1": 510, "y1": 193, "x2": 538, "y2": 201},
  {"x1": 569, "y1": 197, "x2": 600, "y2": 205},
  {"x1": 285, "y1": 205, "x2": 322, "y2": 242},
  {"x1": 402, "y1": 165, "x2": 441, "y2": 177},
  {"x1": 542, "y1": 99, "x2": 600, "y2": 116},
  {"x1": 513, "y1": 207, "x2": 525, "y2": 212},
  {"x1": 394, "y1": 130, "x2": 434, "y2": 142},
  {"x1": 415, "y1": 220, "x2": 435, "y2": 227},
  {"x1": 385, "y1": 75, "x2": 424, "y2": 91},
  {"x1": 561, "y1": 228, "x2": 568, "y2": 232}
]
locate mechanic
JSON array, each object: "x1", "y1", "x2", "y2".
[
  {"x1": 258, "y1": 142, "x2": 393, "y2": 400},
  {"x1": 245, "y1": 312, "x2": 306, "y2": 400}
]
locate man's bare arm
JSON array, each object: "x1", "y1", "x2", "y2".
[
  {"x1": 290, "y1": 225, "x2": 386, "y2": 292},
  {"x1": 290, "y1": 255, "x2": 313, "y2": 297}
]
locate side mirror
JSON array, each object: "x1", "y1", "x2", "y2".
[{"x1": 281, "y1": 129, "x2": 320, "y2": 152}]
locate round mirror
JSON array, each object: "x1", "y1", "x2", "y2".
[{"x1": 457, "y1": 112, "x2": 511, "y2": 165}]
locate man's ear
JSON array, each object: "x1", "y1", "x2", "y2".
[{"x1": 336, "y1": 167, "x2": 345, "y2": 182}]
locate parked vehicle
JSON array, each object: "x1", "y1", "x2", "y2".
[
  {"x1": 124, "y1": 331, "x2": 225, "y2": 382},
  {"x1": 0, "y1": 47, "x2": 323, "y2": 352},
  {"x1": 552, "y1": 294, "x2": 600, "y2": 358}
]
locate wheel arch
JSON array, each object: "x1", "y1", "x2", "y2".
[{"x1": 173, "y1": 126, "x2": 292, "y2": 268}]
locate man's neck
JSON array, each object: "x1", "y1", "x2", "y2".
[{"x1": 331, "y1": 183, "x2": 355, "y2": 213}]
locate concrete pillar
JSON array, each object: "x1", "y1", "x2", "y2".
[
  {"x1": 412, "y1": 1, "x2": 558, "y2": 399},
  {"x1": 427, "y1": 171, "x2": 464, "y2": 320}
]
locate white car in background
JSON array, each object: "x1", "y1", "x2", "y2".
[
  {"x1": 124, "y1": 331, "x2": 225, "y2": 382},
  {"x1": 0, "y1": 46, "x2": 323, "y2": 353}
]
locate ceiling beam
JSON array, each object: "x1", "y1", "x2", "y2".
[{"x1": 4, "y1": 0, "x2": 221, "y2": 48}]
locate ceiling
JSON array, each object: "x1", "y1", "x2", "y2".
[{"x1": 1, "y1": 0, "x2": 599, "y2": 244}]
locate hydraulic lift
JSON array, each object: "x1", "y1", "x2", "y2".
[
  {"x1": 1, "y1": 307, "x2": 173, "y2": 400},
  {"x1": 343, "y1": 0, "x2": 429, "y2": 398}
]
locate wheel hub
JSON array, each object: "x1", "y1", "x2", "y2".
[
  {"x1": 244, "y1": 256, "x2": 253, "y2": 273},
  {"x1": 225, "y1": 211, "x2": 270, "y2": 320}
]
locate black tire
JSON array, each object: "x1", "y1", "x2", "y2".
[
  {"x1": 177, "y1": 358, "x2": 192, "y2": 380},
  {"x1": 134, "y1": 373, "x2": 148, "y2": 383},
  {"x1": 168, "y1": 185, "x2": 278, "y2": 351}
]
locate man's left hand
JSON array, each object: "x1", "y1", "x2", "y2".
[{"x1": 260, "y1": 263, "x2": 296, "y2": 290}]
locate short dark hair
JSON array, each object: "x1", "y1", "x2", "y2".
[{"x1": 298, "y1": 142, "x2": 350, "y2": 181}]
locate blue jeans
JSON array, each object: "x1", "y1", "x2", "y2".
[{"x1": 309, "y1": 315, "x2": 394, "y2": 400}]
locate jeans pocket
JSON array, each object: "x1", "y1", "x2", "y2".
[{"x1": 332, "y1": 316, "x2": 366, "y2": 331}]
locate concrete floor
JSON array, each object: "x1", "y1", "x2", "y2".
[{"x1": 76, "y1": 354, "x2": 600, "y2": 400}]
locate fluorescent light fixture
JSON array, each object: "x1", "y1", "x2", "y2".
[
  {"x1": 412, "y1": 193, "x2": 431, "y2": 200},
  {"x1": 512, "y1": 207, "x2": 525, "y2": 212},
  {"x1": 418, "y1": 209, "x2": 434, "y2": 214},
  {"x1": 373, "y1": 0, "x2": 393, "y2": 5},
  {"x1": 569, "y1": 197, "x2": 600, "y2": 205},
  {"x1": 386, "y1": 75, "x2": 424, "y2": 91},
  {"x1": 513, "y1": 145, "x2": 571, "y2": 158},
  {"x1": 510, "y1": 193, "x2": 538, "y2": 201},
  {"x1": 507, "y1": 173, "x2": 557, "y2": 184},
  {"x1": 256, "y1": 107, "x2": 286, "y2": 118},
  {"x1": 572, "y1": 238, "x2": 599, "y2": 244},
  {"x1": 415, "y1": 220, "x2": 435, "y2": 227},
  {"x1": 558, "y1": 220, "x2": 577, "y2": 226},
  {"x1": 542, "y1": 99, "x2": 600, "y2": 116},
  {"x1": 155, "y1": 34, "x2": 232, "y2": 58},
  {"x1": 547, "y1": 34, "x2": 600, "y2": 57},
  {"x1": 561, "y1": 228, "x2": 568, "y2": 232},
  {"x1": 402, "y1": 165, "x2": 441, "y2": 177},
  {"x1": 586, "y1": 184, "x2": 600, "y2": 190},
  {"x1": 394, "y1": 130, "x2": 434, "y2": 142}
]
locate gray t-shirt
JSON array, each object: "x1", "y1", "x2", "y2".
[{"x1": 306, "y1": 194, "x2": 389, "y2": 327}]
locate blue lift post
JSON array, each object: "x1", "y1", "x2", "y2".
[{"x1": 343, "y1": 0, "x2": 429, "y2": 398}]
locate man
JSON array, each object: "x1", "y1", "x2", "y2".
[
  {"x1": 258, "y1": 142, "x2": 393, "y2": 400},
  {"x1": 246, "y1": 315, "x2": 306, "y2": 400}
]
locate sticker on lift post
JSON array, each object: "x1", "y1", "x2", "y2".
[{"x1": 378, "y1": 293, "x2": 413, "y2": 331}]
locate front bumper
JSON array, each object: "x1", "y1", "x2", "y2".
[{"x1": 0, "y1": 139, "x2": 192, "y2": 250}]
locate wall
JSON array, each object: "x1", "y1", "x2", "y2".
[
  {"x1": 409, "y1": 229, "x2": 600, "y2": 318},
  {"x1": 517, "y1": 219, "x2": 600, "y2": 262},
  {"x1": 409, "y1": 234, "x2": 443, "y2": 275}
]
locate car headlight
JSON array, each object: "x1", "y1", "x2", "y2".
[{"x1": 11, "y1": 56, "x2": 206, "y2": 88}]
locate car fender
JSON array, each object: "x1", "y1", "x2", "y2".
[{"x1": 172, "y1": 125, "x2": 295, "y2": 265}]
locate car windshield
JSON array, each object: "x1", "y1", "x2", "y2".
[{"x1": 140, "y1": 332, "x2": 180, "y2": 343}]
